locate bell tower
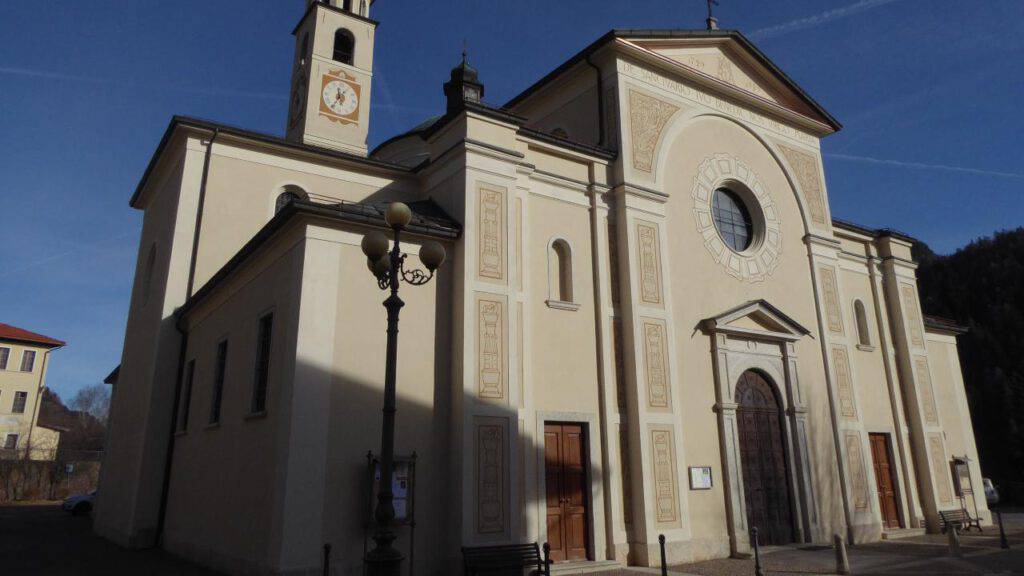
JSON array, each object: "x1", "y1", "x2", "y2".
[{"x1": 286, "y1": 0, "x2": 376, "y2": 156}]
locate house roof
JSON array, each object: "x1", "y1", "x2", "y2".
[
  {"x1": 504, "y1": 29, "x2": 841, "y2": 132},
  {"x1": 0, "y1": 323, "x2": 65, "y2": 348}
]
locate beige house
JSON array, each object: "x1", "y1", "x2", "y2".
[
  {"x1": 0, "y1": 323, "x2": 64, "y2": 461},
  {"x1": 95, "y1": 2, "x2": 989, "y2": 574}
]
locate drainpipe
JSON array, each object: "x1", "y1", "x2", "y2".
[
  {"x1": 586, "y1": 55, "x2": 606, "y2": 148},
  {"x1": 185, "y1": 128, "x2": 219, "y2": 298}
]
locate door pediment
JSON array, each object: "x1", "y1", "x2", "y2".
[{"x1": 702, "y1": 300, "x2": 810, "y2": 342}]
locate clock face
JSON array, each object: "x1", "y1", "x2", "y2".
[{"x1": 321, "y1": 80, "x2": 359, "y2": 117}]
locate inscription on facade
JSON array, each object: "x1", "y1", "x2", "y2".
[
  {"x1": 928, "y1": 433, "x2": 953, "y2": 504},
  {"x1": 820, "y1": 266, "x2": 844, "y2": 335},
  {"x1": 636, "y1": 221, "x2": 664, "y2": 306},
  {"x1": 477, "y1": 296, "x2": 507, "y2": 400},
  {"x1": 477, "y1": 421, "x2": 506, "y2": 533},
  {"x1": 628, "y1": 89, "x2": 679, "y2": 173},
  {"x1": 845, "y1": 431, "x2": 870, "y2": 511},
  {"x1": 832, "y1": 345, "x2": 858, "y2": 420},
  {"x1": 650, "y1": 427, "x2": 680, "y2": 524},
  {"x1": 478, "y1": 184, "x2": 506, "y2": 282},
  {"x1": 643, "y1": 320, "x2": 671, "y2": 410},
  {"x1": 915, "y1": 356, "x2": 939, "y2": 426},
  {"x1": 901, "y1": 284, "x2": 925, "y2": 347},
  {"x1": 776, "y1": 144, "x2": 828, "y2": 227}
]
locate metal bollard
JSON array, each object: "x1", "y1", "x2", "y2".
[
  {"x1": 997, "y1": 509, "x2": 1010, "y2": 550},
  {"x1": 659, "y1": 534, "x2": 668, "y2": 576},
  {"x1": 751, "y1": 527, "x2": 765, "y2": 576},
  {"x1": 948, "y1": 523, "x2": 962, "y2": 558},
  {"x1": 833, "y1": 534, "x2": 850, "y2": 575},
  {"x1": 543, "y1": 542, "x2": 552, "y2": 576},
  {"x1": 323, "y1": 543, "x2": 331, "y2": 576}
]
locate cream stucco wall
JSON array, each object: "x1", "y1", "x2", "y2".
[{"x1": 0, "y1": 340, "x2": 58, "y2": 460}]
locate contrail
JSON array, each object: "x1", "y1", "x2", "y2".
[
  {"x1": 0, "y1": 231, "x2": 136, "y2": 279},
  {"x1": 825, "y1": 152, "x2": 1024, "y2": 181},
  {"x1": 748, "y1": 0, "x2": 904, "y2": 40},
  {"x1": 0, "y1": 66, "x2": 286, "y2": 101}
]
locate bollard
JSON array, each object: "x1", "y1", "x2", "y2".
[
  {"x1": 997, "y1": 509, "x2": 1010, "y2": 550},
  {"x1": 323, "y1": 543, "x2": 331, "y2": 576},
  {"x1": 751, "y1": 527, "x2": 765, "y2": 576},
  {"x1": 833, "y1": 534, "x2": 850, "y2": 575},
  {"x1": 659, "y1": 534, "x2": 668, "y2": 576},
  {"x1": 948, "y1": 523, "x2": 962, "y2": 558},
  {"x1": 542, "y1": 542, "x2": 552, "y2": 576}
]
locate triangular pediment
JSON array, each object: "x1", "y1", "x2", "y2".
[{"x1": 703, "y1": 300, "x2": 811, "y2": 341}]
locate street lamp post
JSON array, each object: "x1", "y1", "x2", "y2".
[{"x1": 361, "y1": 202, "x2": 446, "y2": 576}]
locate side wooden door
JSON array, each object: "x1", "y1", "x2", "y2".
[
  {"x1": 544, "y1": 423, "x2": 589, "y2": 562},
  {"x1": 869, "y1": 433, "x2": 901, "y2": 529}
]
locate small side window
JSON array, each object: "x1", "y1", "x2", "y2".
[
  {"x1": 275, "y1": 185, "x2": 308, "y2": 214},
  {"x1": 549, "y1": 239, "x2": 574, "y2": 303},
  {"x1": 854, "y1": 299, "x2": 871, "y2": 347},
  {"x1": 251, "y1": 313, "x2": 274, "y2": 415},
  {"x1": 177, "y1": 360, "x2": 195, "y2": 432}
]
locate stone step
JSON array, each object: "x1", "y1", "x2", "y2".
[
  {"x1": 550, "y1": 560, "x2": 623, "y2": 576},
  {"x1": 882, "y1": 528, "x2": 926, "y2": 540}
]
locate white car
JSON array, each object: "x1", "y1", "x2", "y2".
[
  {"x1": 983, "y1": 478, "x2": 999, "y2": 505},
  {"x1": 62, "y1": 490, "x2": 96, "y2": 516}
]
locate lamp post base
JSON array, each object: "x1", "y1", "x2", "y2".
[{"x1": 365, "y1": 544, "x2": 405, "y2": 576}]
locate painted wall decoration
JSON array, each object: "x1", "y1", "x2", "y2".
[
  {"x1": 928, "y1": 433, "x2": 953, "y2": 504},
  {"x1": 643, "y1": 319, "x2": 671, "y2": 410},
  {"x1": 636, "y1": 221, "x2": 664, "y2": 306},
  {"x1": 628, "y1": 89, "x2": 680, "y2": 173},
  {"x1": 832, "y1": 345, "x2": 858, "y2": 420},
  {"x1": 914, "y1": 356, "x2": 940, "y2": 426},
  {"x1": 650, "y1": 426, "x2": 681, "y2": 524},
  {"x1": 845, "y1": 431, "x2": 870, "y2": 511},
  {"x1": 776, "y1": 143, "x2": 827, "y2": 227},
  {"x1": 478, "y1": 184, "x2": 507, "y2": 282},
  {"x1": 477, "y1": 295, "x2": 507, "y2": 400},
  {"x1": 691, "y1": 154, "x2": 782, "y2": 282},
  {"x1": 900, "y1": 283, "x2": 925, "y2": 347},
  {"x1": 476, "y1": 421, "x2": 506, "y2": 533},
  {"x1": 819, "y1": 266, "x2": 845, "y2": 335}
]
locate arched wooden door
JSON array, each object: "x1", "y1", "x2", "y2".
[{"x1": 736, "y1": 370, "x2": 794, "y2": 546}]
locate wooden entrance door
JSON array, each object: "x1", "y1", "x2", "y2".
[
  {"x1": 545, "y1": 423, "x2": 589, "y2": 562},
  {"x1": 736, "y1": 370, "x2": 794, "y2": 546},
  {"x1": 869, "y1": 433, "x2": 901, "y2": 529}
]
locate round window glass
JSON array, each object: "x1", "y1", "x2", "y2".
[{"x1": 712, "y1": 187, "x2": 754, "y2": 252}]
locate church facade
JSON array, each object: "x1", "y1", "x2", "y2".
[{"x1": 95, "y1": 2, "x2": 990, "y2": 575}]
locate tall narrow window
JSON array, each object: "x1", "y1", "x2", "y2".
[
  {"x1": 141, "y1": 243, "x2": 156, "y2": 306},
  {"x1": 3, "y1": 434, "x2": 17, "y2": 451},
  {"x1": 0, "y1": 347, "x2": 9, "y2": 370},
  {"x1": 177, "y1": 360, "x2": 195, "y2": 432},
  {"x1": 341, "y1": 0, "x2": 352, "y2": 12},
  {"x1": 550, "y1": 239, "x2": 574, "y2": 303},
  {"x1": 251, "y1": 313, "x2": 274, "y2": 414},
  {"x1": 12, "y1": 391, "x2": 28, "y2": 414},
  {"x1": 854, "y1": 300, "x2": 871, "y2": 347},
  {"x1": 333, "y1": 29, "x2": 355, "y2": 64},
  {"x1": 19, "y1": 351, "x2": 35, "y2": 373},
  {"x1": 210, "y1": 340, "x2": 228, "y2": 424}
]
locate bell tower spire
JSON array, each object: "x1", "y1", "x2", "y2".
[{"x1": 286, "y1": 1, "x2": 377, "y2": 156}]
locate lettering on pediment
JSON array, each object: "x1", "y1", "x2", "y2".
[
  {"x1": 915, "y1": 356, "x2": 939, "y2": 426},
  {"x1": 673, "y1": 51, "x2": 775, "y2": 102},
  {"x1": 901, "y1": 283, "x2": 925, "y2": 347},
  {"x1": 928, "y1": 433, "x2": 953, "y2": 504},
  {"x1": 643, "y1": 319, "x2": 671, "y2": 410},
  {"x1": 832, "y1": 345, "x2": 858, "y2": 420},
  {"x1": 845, "y1": 431, "x2": 870, "y2": 511},
  {"x1": 477, "y1": 295, "x2": 507, "y2": 400},
  {"x1": 649, "y1": 426, "x2": 680, "y2": 525},
  {"x1": 478, "y1": 184, "x2": 506, "y2": 283},
  {"x1": 628, "y1": 89, "x2": 680, "y2": 173},
  {"x1": 476, "y1": 419, "x2": 506, "y2": 533},
  {"x1": 819, "y1": 266, "x2": 844, "y2": 335},
  {"x1": 776, "y1": 144, "x2": 828, "y2": 227},
  {"x1": 636, "y1": 221, "x2": 664, "y2": 306}
]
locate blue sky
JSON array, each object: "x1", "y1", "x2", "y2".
[{"x1": 1, "y1": 0, "x2": 1021, "y2": 400}]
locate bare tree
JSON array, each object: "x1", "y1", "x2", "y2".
[{"x1": 70, "y1": 385, "x2": 111, "y2": 424}]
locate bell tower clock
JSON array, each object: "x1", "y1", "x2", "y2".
[{"x1": 286, "y1": 0, "x2": 376, "y2": 156}]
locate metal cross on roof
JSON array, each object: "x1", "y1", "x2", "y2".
[
  {"x1": 705, "y1": 0, "x2": 720, "y2": 30},
  {"x1": 706, "y1": 0, "x2": 719, "y2": 19}
]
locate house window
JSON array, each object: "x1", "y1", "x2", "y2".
[
  {"x1": 0, "y1": 347, "x2": 9, "y2": 370},
  {"x1": 20, "y1": 350, "x2": 36, "y2": 372},
  {"x1": 177, "y1": 360, "x2": 195, "y2": 432},
  {"x1": 210, "y1": 340, "x2": 228, "y2": 424},
  {"x1": 549, "y1": 239, "x2": 574, "y2": 303},
  {"x1": 333, "y1": 28, "x2": 355, "y2": 64},
  {"x1": 251, "y1": 313, "x2": 274, "y2": 414},
  {"x1": 3, "y1": 434, "x2": 17, "y2": 451},
  {"x1": 854, "y1": 299, "x2": 871, "y2": 347},
  {"x1": 12, "y1": 391, "x2": 28, "y2": 414}
]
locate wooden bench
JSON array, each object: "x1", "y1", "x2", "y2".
[
  {"x1": 462, "y1": 542, "x2": 551, "y2": 576},
  {"x1": 939, "y1": 508, "x2": 982, "y2": 533}
]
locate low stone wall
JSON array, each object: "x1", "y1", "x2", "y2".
[{"x1": 0, "y1": 460, "x2": 100, "y2": 502}]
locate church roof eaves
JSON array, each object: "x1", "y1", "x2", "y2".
[
  {"x1": 131, "y1": 116, "x2": 413, "y2": 208},
  {"x1": 923, "y1": 315, "x2": 968, "y2": 335},
  {"x1": 831, "y1": 218, "x2": 918, "y2": 245},
  {"x1": 503, "y1": 29, "x2": 841, "y2": 132}
]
